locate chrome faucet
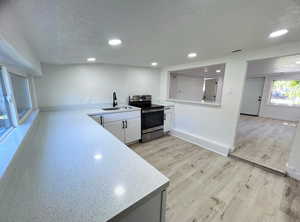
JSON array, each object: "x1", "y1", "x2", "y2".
[{"x1": 113, "y1": 91, "x2": 118, "y2": 107}]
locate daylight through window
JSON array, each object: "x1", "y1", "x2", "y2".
[{"x1": 270, "y1": 80, "x2": 300, "y2": 106}]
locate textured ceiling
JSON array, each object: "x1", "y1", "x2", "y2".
[
  {"x1": 247, "y1": 54, "x2": 300, "y2": 76},
  {"x1": 11, "y1": 0, "x2": 300, "y2": 67}
]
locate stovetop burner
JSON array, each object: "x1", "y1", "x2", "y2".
[{"x1": 128, "y1": 95, "x2": 164, "y2": 110}]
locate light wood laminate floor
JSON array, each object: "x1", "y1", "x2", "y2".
[
  {"x1": 232, "y1": 115, "x2": 297, "y2": 173},
  {"x1": 130, "y1": 136, "x2": 300, "y2": 222}
]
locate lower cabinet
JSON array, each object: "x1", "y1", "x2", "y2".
[
  {"x1": 109, "y1": 189, "x2": 167, "y2": 222},
  {"x1": 164, "y1": 107, "x2": 174, "y2": 132},
  {"x1": 104, "y1": 118, "x2": 141, "y2": 144},
  {"x1": 97, "y1": 111, "x2": 141, "y2": 144},
  {"x1": 103, "y1": 120, "x2": 124, "y2": 142},
  {"x1": 124, "y1": 118, "x2": 141, "y2": 143}
]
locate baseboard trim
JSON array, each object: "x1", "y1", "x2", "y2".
[
  {"x1": 287, "y1": 165, "x2": 300, "y2": 181},
  {"x1": 170, "y1": 129, "x2": 230, "y2": 156}
]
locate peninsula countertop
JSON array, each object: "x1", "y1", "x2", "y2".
[{"x1": 0, "y1": 109, "x2": 169, "y2": 222}]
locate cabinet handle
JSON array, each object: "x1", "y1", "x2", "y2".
[
  {"x1": 125, "y1": 120, "x2": 128, "y2": 128},
  {"x1": 122, "y1": 120, "x2": 124, "y2": 129},
  {"x1": 100, "y1": 116, "x2": 103, "y2": 125}
]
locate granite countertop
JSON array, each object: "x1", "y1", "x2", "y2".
[{"x1": 0, "y1": 110, "x2": 169, "y2": 222}]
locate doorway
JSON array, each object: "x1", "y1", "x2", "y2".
[
  {"x1": 231, "y1": 55, "x2": 300, "y2": 174},
  {"x1": 240, "y1": 77, "x2": 265, "y2": 116}
]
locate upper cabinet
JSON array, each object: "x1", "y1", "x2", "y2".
[{"x1": 168, "y1": 63, "x2": 225, "y2": 106}]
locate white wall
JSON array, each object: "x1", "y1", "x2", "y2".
[
  {"x1": 161, "y1": 41, "x2": 300, "y2": 158},
  {"x1": 35, "y1": 63, "x2": 161, "y2": 108},
  {"x1": 259, "y1": 73, "x2": 300, "y2": 121},
  {"x1": 169, "y1": 74, "x2": 204, "y2": 101},
  {"x1": 0, "y1": 0, "x2": 41, "y2": 75},
  {"x1": 162, "y1": 57, "x2": 247, "y2": 155}
]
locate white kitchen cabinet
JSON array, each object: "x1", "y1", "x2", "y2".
[
  {"x1": 104, "y1": 120, "x2": 125, "y2": 142},
  {"x1": 96, "y1": 110, "x2": 141, "y2": 144},
  {"x1": 164, "y1": 107, "x2": 174, "y2": 132},
  {"x1": 125, "y1": 118, "x2": 141, "y2": 144},
  {"x1": 109, "y1": 189, "x2": 167, "y2": 222}
]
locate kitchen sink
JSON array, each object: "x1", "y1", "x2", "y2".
[
  {"x1": 102, "y1": 107, "x2": 120, "y2": 111},
  {"x1": 102, "y1": 106, "x2": 133, "y2": 111}
]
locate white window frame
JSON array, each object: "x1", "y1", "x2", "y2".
[
  {"x1": 0, "y1": 66, "x2": 14, "y2": 139},
  {"x1": 8, "y1": 72, "x2": 33, "y2": 125},
  {"x1": 1, "y1": 66, "x2": 33, "y2": 128},
  {"x1": 268, "y1": 77, "x2": 300, "y2": 108}
]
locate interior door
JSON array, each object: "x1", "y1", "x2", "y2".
[
  {"x1": 240, "y1": 77, "x2": 265, "y2": 116},
  {"x1": 104, "y1": 120, "x2": 124, "y2": 142},
  {"x1": 125, "y1": 118, "x2": 141, "y2": 144}
]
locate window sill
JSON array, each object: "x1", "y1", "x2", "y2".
[
  {"x1": 166, "y1": 99, "x2": 221, "y2": 107},
  {"x1": 18, "y1": 108, "x2": 33, "y2": 125},
  {"x1": 0, "y1": 127, "x2": 15, "y2": 142},
  {"x1": 0, "y1": 109, "x2": 39, "y2": 178}
]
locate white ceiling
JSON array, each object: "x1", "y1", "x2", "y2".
[
  {"x1": 247, "y1": 54, "x2": 300, "y2": 76},
  {"x1": 11, "y1": 0, "x2": 300, "y2": 68}
]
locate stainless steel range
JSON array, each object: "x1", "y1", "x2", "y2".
[{"x1": 129, "y1": 95, "x2": 164, "y2": 142}]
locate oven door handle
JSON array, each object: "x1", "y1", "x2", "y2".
[{"x1": 142, "y1": 108, "x2": 164, "y2": 113}]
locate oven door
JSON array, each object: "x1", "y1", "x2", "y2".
[{"x1": 141, "y1": 109, "x2": 164, "y2": 132}]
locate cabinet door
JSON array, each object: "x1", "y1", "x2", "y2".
[
  {"x1": 110, "y1": 190, "x2": 164, "y2": 222},
  {"x1": 164, "y1": 109, "x2": 172, "y2": 132},
  {"x1": 104, "y1": 120, "x2": 125, "y2": 142},
  {"x1": 125, "y1": 118, "x2": 141, "y2": 144}
]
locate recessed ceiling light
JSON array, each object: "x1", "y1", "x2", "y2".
[
  {"x1": 188, "y1": 52, "x2": 197, "y2": 58},
  {"x1": 108, "y1": 38, "x2": 122, "y2": 46},
  {"x1": 216, "y1": 69, "x2": 221, "y2": 73},
  {"x1": 269, "y1": 29, "x2": 288, "y2": 38},
  {"x1": 151, "y1": 62, "x2": 158, "y2": 67},
  {"x1": 114, "y1": 185, "x2": 126, "y2": 196},
  {"x1": 94, "y1": 154, "x2": 102, "y2": 160},
  {"x1": 87, "y1": 57, "x2": 96, "y2": 62},
  {"x1": 296, "y1": 61, "x2": 300, "y2": 64}
]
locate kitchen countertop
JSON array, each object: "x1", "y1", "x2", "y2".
[
  {"x1": 153, "y1": 101, "x2": 175, "y2": 108},
  {"x1": 0, "y1": 109, "x2": 169, "y2": 222}
]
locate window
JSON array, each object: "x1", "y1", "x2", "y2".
[
  {"x1": 0, "y1": 72, "x2": 12, "y2": 137},
  {"x1": 270, "y1": 80, "x2": 300, "y2": 106},
  {"x1": 168, "y1": 63, "x2": 225, "y2": 105},
  {"x1": 10, "y1": 74, "x2": 32, "y2": 119}
]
